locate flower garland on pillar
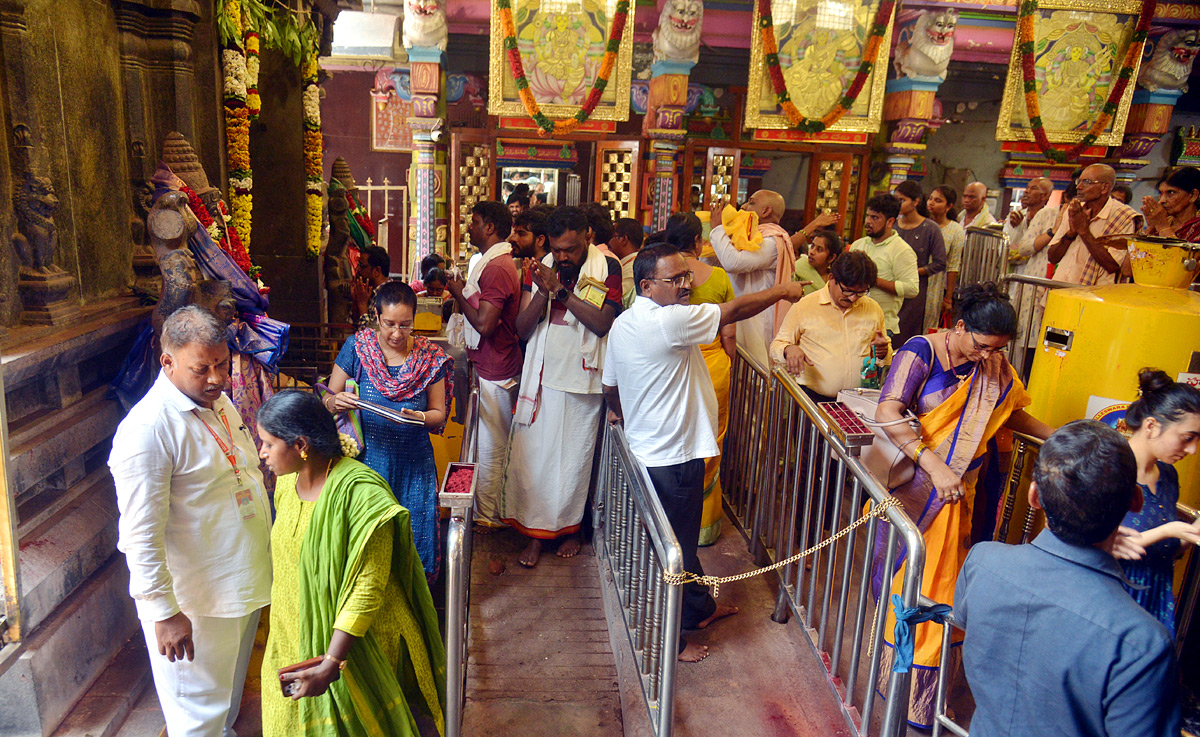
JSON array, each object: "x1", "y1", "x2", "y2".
[
  {"x1": 759, "y1": 0, "x2": 895, "y2": 134},
  {"x1": 220, "y1": 0, "x2": 255, "y2": 257},
  {"x1": 1016, "y1": 0, "x2": 1155, "y2": 163},
  {"x1": 302, "y1": 49, "x2": 323, "y2": 259},
  {"x1": 245, "y1": 29, "x2": 261, "y2": 120},
  {"x1": 497, "y1": 0, "x2": 629, "y2": 135}
]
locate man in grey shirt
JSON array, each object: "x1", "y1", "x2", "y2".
[{"x1": 955, "y1": 420, "x2": 1180, "y2": 737}]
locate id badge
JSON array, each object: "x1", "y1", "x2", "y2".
[{"x1": 234, "y1": 488, "x2": 257, "y2": 521}]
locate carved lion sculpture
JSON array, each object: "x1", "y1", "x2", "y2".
[
  {"x1": 893, "y1": 9, "x2": 958, "y2": 82},
  {"x1": 1138, "y1": 29, "x2": 1200, "y2": 93},
  {"x1": 652, "y1": 0, "x2": 703, "y2": 66},
  {"x1": 12, "y1": 172, "x2": 64, "y2": 276},
  {"x1": 324, "y1": 188, "x2": 355, "y2": 325},
  {"x1": 403, "y1": 0, "x2": 447, "y2": 51}
]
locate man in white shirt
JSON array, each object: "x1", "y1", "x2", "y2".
[
  {"x1": 109, "y1": 306, "x2": 272, "y2": 737},
  {"x1": 602, "y1": 244, "x2": 806, "y2": 662},
  {"x1": 959, "y1": 181, "x2": 997, "y2": 229},
  {"x1": 849, "y1": 194, "x2": 919, "y2": 345},
  {"x1": 1004, "y1": 177, "x2": 1059, "y2": 347}
]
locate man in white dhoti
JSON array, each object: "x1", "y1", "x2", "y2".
[
  {"x1": 1003, "y1": 177, "x2": 1059, "y2": 348},
  {"x1": 447, "y1": 201, "x2": 524, "y2": 527},
  {"x1": 109, "y1": 306, "x2": 271, "y2": 737},
  {"x1": 709, "y1": 190, "x2": 796, "y2": 363},
  {"x1": 502, "y1": 206, "x2": 624, "y2": 567}
]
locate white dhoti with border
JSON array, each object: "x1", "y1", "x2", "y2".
[
  {"x1": 474, "y1": 376, "x2": 519, "y2": 525},
  {"x1": 142, "y1": 609, "x2": 260, "y2": 737},
  {"x1": 500, "y1": 388, "x2": 604, "y2": 538}
]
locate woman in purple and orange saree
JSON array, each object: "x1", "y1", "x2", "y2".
[{"x1": 871, "y1": 283, "x2": 1053, "y2": 729}]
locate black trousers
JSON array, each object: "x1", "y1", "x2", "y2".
[{"x1": 645, "y1": 459, "x2": 716, "y2": 647}]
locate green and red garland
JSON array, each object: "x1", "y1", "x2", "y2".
[
  {"x1": 498, "y1": 0, "x2": 628, "y2": 135},
  {"x1": 1017, "y1": 0, "x2": 1156, "y2": 163},
  {"x1": 759, "y1": 0, "x2": 896, "y2": 134}
]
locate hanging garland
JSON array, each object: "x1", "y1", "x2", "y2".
[
  {"x1": 219, "y1": 0, "x2": 256, "y2": 259},
  {"x1": 497, "y1": 0, "x2": 629, "y2": 135},
  {"x1": 245, "y1": 29, "x2": 262, "y2": 120},
  {"x1": 1017, "y1": 0, "x2": 1155, "y2": 163},
  {"x1": 302, "y1": 49, "x2": 324, "y2": 259},
  {"x1": 759, "y1": 0, "x2": 895, "y2": 134}
]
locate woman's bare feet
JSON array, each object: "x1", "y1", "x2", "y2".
[
  {"x1": 695, "y1": 604, "x2": 739, "y2": 629},
  {"x1": 556, "y1": 534, "x2": 582, "y2": 558},
  {"x1": 679, "y1": 641, "x2": 710, "y2": 662},
  {"x1": 518, "y1": 539, "x2": 542, "y2": 568}
]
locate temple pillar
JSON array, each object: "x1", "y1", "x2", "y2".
[
  {"x1": 882, "y1": 79, "x2": 940, "y2": 188},
  {"x1": 0, "y1": 0, "x2": 81, "y2": 327},
  {"x1": 643, "y1": 60, "x2": 693, "y2": 230},
  {"x1": 1110, "y1": 89, "x2": 1183, "y2": 183},
  {"x1": 407, "y1": 48, "x2": 445, "y2": 264}
]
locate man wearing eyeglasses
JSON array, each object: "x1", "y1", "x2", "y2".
[
  {"x1": 849, "y1": 193, "x2": 919, "y2": 347},
  {"x1": 769, "y1": 251, "x2": 892, "y2": 404},
  {"x1": 1047, "y1": 164, "x2": 1143, "y2": 286},
  {"x1": 601, "y1": 244, "x2": 807, "y2": 663}
]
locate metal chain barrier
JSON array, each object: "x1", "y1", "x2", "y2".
[{"x1": 663, "y1": 497, "x2": 902, "y2": 599}]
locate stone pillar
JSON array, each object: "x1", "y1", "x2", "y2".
[
  {"x1": 0, "y1": 0, "x2": 80, "y2": 327},
  {"x1": 408, "y1": 48, "x2": 444, "y2": 263},
  {"x1": 882, "y1": 79, "x2": 940, "y2": 188},
  {"x1": 643, "y1": 60, "x2": 693, "y2": 230},
  {"x1": 1110, "y1": 88, "x2": 1183, "y2": 183}
]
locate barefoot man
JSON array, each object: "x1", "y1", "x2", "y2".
[{"x1": 602, "y1": 244, "x2": 808, "y2": 661}]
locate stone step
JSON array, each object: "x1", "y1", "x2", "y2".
[
  {"x1": 0, "y1": 554, "x2": 138, "y2": 737},
  {"x1": 8, "y1": 385, "x2": 123, "y2": 499},
  {"x1": 50, "y1": 636, "x2": 154, "y2": 737}
]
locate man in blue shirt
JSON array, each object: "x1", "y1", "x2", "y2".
[{"x1": 955, "y1": 420, "x2": 1181, "y2": 737}]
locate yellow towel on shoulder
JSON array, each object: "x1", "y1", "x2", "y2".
[{"x1": 721, "y1": 205, "x2": 764, "y2": 252}]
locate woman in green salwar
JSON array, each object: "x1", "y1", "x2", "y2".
[{"x1": 256, "y1": 390, "x2": 445, "y2": 737}]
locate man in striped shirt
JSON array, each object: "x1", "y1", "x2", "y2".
[{"x1": 1048, "y1": 164, "x2": 1143, "y2": 286}]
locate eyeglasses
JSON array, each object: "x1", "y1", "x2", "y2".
[
  {"x1": 969, "y1": 332, "x2": 1006, "y2": 356},
  {"x1": 840, "y1": 286, "x2": 871, "y2": 298},
  {"x1": 1074, "y1": 178, "x2": 1104, "y2": 188},
  {"x1": 650, "y1": 271, "x2": 694, "y2": 288},
  {"x1": 382, "y1": 322, "x2": 414, "y2": 333}
]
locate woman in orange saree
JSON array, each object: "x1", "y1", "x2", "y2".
[{"x1": 871, "y1": 283, "x2": 1053, "y2": 728}]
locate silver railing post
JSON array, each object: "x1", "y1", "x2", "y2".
[
  {"x1": 721, "y1": 351, "x2": 928, "y2": 737},
  {"x1": 442, "y1": 375, "x2": 479, "y2": 737},
  {"x1": 594, "y1": 423, "x2": 685, "y2": 737}
]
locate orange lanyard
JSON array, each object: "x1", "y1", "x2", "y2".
[{"x1": 193, "y1": 408, "x2": 242, "y2": 484}]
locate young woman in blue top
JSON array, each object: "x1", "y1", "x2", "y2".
[{"x1": 1117, "y1": 368, "x2": 1200, "y2": 632}]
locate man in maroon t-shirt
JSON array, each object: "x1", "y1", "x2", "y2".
[{"x1": 447, "y1": 201, "x2": 524, "y2": 526}]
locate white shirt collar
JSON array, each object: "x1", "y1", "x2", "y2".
[{"x1": 155, "y1": 368, "x2": 221, "y2": 414}]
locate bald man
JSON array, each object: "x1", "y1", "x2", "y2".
[
  {"x1": 710, "y1": 189, "x2": 797, "y2": 360},
  {"x1": 1005, "y1": 177, "x2": 1059, "y2": 269},
  {"x1": 1047, "y1": 164, "x2": 1143, "y2": 286},
  {"x1": 958, "y1": 182, "x2": 997, "y2": 229}
]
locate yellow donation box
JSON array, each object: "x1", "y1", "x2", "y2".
[{"x1": 1026, "y1": 283, "x2": 1200, "y2": 505}]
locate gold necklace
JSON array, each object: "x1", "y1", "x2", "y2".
[{"x1": 944, "y1": 331, "x2": 971, "y2": 383}]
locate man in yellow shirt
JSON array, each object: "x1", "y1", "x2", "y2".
[{"x1": 769, "y1": 251, "x2": 892, "y2": 403}]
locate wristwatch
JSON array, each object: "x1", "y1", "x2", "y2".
[{"x1": 553, "y1": 287, "x2": 569, "y2": 302}]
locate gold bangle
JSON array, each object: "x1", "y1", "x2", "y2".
[
  {"x1": 913, "y1": 443, "x2": 929, "y2": 464},
  {"x1": 323, "y1": 654, "x2": 347, "y2": 671}
]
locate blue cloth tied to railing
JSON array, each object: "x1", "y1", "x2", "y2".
[{"x1": 891, "y1": 594, "x2": 952, "y2": 673}]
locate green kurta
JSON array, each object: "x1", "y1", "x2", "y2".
[
  {"x1": 262, "y1": 459, "x2": 445, "y2": 737},
  {"x1": 792, "y1": 255, "x2": 827, "y2": 296}
]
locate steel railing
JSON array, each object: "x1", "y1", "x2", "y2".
[
  {"x1": 444, "y1": 374, "x2": 479, "y2": 737},
  {"x1": 593, "y1": 423, "x2": 684, "y2": 737},
  {"x1": 959, "y1": 227, "x2": 1009, "y2": 289},
  {"x1": 721, "y1": 347, "x2": 927, "y2": 737}
]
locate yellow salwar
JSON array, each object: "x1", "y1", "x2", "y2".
[
  {"x1": 875, "y1": 353, "x2": 1030, "y2": 728},
  {"x1": 262, "y1": 471, "x2": 443, "y2": 737},
  {"x1": 690, "y1": 267, "x2": 735, "y2": 546}
]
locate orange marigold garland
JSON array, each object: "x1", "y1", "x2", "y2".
[
  {"x1": 221, "y1": 0, "x2": 255, "y2": 256},
  {"x1": 1017, "y1": 0, "x2": 1155, "y2": 163},
  {"x1": 498, "y1": 0, "x2": 629, "y2": 135},
  {"x1": 302, "y1": 50, "x2": 323, "y2": 259},
  {"x1": 759, "y1": 0, "x2": 895, "y2": 134}
]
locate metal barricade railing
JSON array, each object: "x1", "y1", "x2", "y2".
[
  {"x1": 274, "y1": 322, "x2": 356, "y2": 389},
  {"x1": 444, "y1": 375, "x2": 479, "y2": 737},
  {"x1": 959, "y1": 226, "x2": 1009, "y2": 288},
  {"x1": 593, "y1": 423, "x2": 684, "y2": 737},
  {"x1": 997, "y1": 274, "x2": 1075, "y2": 381},
  {"x1": 721, "y1": 347, "x2": 927, "y2": 737}
]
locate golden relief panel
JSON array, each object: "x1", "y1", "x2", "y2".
[
  {"x1": 488, "y1": 0, "x2": 634, "y2": 122},
  {"x1": 599, "y1": 151, "x2": 634, "y2": 220},
  {"x1": 458, "y1": 143, "x2": 492, "y2": 254},
  {"x1": 746, "y1": 0, "x2": 893, "y2": 132},
  {"x1": 996, "y1": 0, "x2": 1144, "y2": 146}
]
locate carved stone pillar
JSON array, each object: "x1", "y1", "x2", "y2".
[
  {"x1": 882, "y1": 79, "x2": 939, "y2": 187},
  {"x1": 642, "y1": 61, "x2": 692, "y2": 230},
  {"x1": 408, "y1": 48, "x2": 444, "y2": 263},
  {"x1": 0, "y1": 0, "x2": 80, "y2": 327},
  {"x1": 1110, "y1": 89, "x2": 1183, "y2": 182}
]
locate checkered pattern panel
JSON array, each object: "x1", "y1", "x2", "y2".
[
  {"x1": 599, "y1": 151, "x2": 634, "y2": 220},
  {"x1": 458, "y1": 144, "x2": 492, "y2": 253},
  {"x1": 815, "y1": 160, "x2": 845, "y2": 217},
  {"x1": 709, "y1": 154, "x2": 735, "y2": 208}
]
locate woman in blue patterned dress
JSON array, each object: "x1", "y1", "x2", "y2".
[
  {"x1": 1116, "y1": 368, "x2": 1200, "y2": 632},
  {"x1": 324, "y1": 281, "x2": 453, "y2": 581}
]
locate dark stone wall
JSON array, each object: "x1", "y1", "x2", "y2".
[{"x1": 251, "y1": 47, "x2": 319, "y2": 323}]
